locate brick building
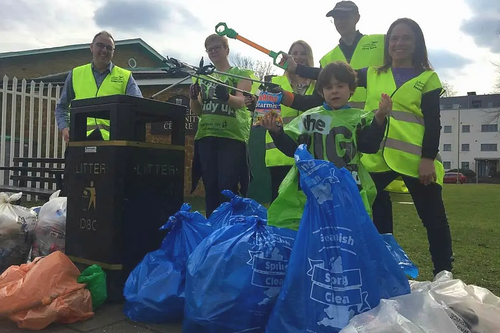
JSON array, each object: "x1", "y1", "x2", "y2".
[{"x1": 0, "y1": 38, "x2": 203, "y2": 196}]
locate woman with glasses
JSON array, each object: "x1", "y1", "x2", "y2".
[{"x1": 190, "y1": 34, "x2": 254, "y2": 217}]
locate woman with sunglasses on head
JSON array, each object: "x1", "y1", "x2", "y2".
[{"x1": 189, "y1": 34, "x2": 254, "y2": 218}]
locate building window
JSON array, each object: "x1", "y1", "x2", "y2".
[
  {"x1": 443, "y1": 144, "x2": 452, "y2": 151},
  {"x1": 443, "y1": 161, "x2": 451, "y2": 169},
  {"x1": 481, "y1": 124, "x2": 498, "y2": 132},
  {"x1": 452, "y1": 104, "x2": 461, "y2": 109},
  {"x1": 461, "y1": 144, "x2": 470, "y2": 151},
  {"x1": 481, "y1": 144, "x2": 498, "y2": 151},
  {"x1": 471, "y1": 100, "x2": 481, "y2": 108},
  {"x1": 487, "y1": 102, "x2": 494, "y2": 108},
  {"x1": 461, "y1": 162, "x2": 470, "y2": 170},
  {"x1": 443, "y1": 125, "x2": 452, "y2": 133},
  {"x1": 462, "y1": 124, "x2": 470, "y2": 133}
]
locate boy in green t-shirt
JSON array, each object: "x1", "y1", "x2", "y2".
[{"x1": 261, "y1": 61, "x2": 391, "y2": 230}]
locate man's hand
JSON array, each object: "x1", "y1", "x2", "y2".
[
  {"x1": 374, "y1": 93, "x2": 392, "y2": 125},
  {"x1": 261, "y1": 112, "x2": 281, "y2": 134},
  {"x1": 62, "y1": 127, "x2": 70, "y2": 143},
  {"x1": 419, "y1": 158, "x2": 437, "y2": 186},
  {"x1": 215, "y1": 85, "x2": 230, "y2": 102}
]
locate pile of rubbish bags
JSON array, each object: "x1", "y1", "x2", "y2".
[
  {"x1": 121, "y1": 145, "x2": 500, "y2": 332},
  {"x1": 0, "y1": 190, "x2": 107, "y2": 330},
  {"x1": 0, "y1": 250, "x2": 107, "y2": 330},
  {"x1": 0, "y1": 190, "x2": 67, "y2": 275}
]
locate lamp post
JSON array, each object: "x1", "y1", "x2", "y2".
[{"x1": 457, "y1": 105, "x2": 461, "y2": 184}]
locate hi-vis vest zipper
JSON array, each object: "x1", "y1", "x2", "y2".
[
  {"x1": 265, "y1": 75, "x2": 316, "y2": 167},
  {"x1": 319, "y1": 34, "x2": 384, "y2": 103},
  {"x1": 72, "y1": 64, "x2": 131, "y2": 140},
  {"x1": 361, "y1": 67, "x2": 445, "y2": 186}
]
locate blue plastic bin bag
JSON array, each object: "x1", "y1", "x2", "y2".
[
  {"x1": 381, "y1": 233, "x2": 419, "y2": 279},
  {"x1": 265, "y1": 145, "x2": 411, "y2": 333},
  {"x1": 208, "y1": 189, "x2": 268, "y2": 231},
  {"x1": 184, "y1": 215, "x2": 297, "y2": 333},
  {"x1": 123, "y1": 203, "x2": 212, "y2": 323}
]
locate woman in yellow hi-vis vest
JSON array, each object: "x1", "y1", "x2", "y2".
[
  {"x1": 189, "y1": 34, "x2": 254, "y2": 217},
  {"x1": 358, "y1": 18, "x2": 454, "y2": 276},
  {"x1": 265, "y1": 40, "x2": 316, "y2": 202}
]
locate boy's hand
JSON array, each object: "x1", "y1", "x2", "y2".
[
  {"x1": 261, "y1": 112, "x2": 282, "y2": 134},
  {"x1": 375, "y1": 93, "x2": 392, "y2": 125}
]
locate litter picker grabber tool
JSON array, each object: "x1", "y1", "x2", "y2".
[
  {"x1": 215, "y1": 22, "x2": 289, "y2": 70},
  {"x1": 153, "y1": 57, "x2": 280, "y2": 97}
]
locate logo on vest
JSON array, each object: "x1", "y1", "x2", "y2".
[
  {"x1": 111, "y1": 75, "x2": 124, "y2": 83},
  {"x1": 300, "y1": 114, "x2": 332, "y2": 135},
  {"x1": 361, "y1": 40, "x2": 380, "y2": 51},
  {"x1": 413, "y1": 80, "x2": 425, "y2": 91}
]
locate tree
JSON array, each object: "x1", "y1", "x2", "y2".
[
  {"x1": 229, "y1": 52, "x2": 277, "y2": 81},
  {"x1": 441, "y1": 81, "x2": 457, "y2": 97}
]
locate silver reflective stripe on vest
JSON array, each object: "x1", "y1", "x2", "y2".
[
  {"x1": 266, "y1": 142, "x2": 277, "y2": 150},
  {"x1": 384, "y1": 138, "x2": 443, "y2": 163},
  {"x1": 87, "y1": 124, "x2": 110, "y2": 132},
  {"x1": 390, "y1": 110, "x2": 424, "y2": 126},
  {"x1": 282, "y1": 116, "x2": 295, "y2": 125}
]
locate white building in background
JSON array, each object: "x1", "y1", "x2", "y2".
[{"x1": 439, "y1": 93, "x2": 500, "y2": 178}]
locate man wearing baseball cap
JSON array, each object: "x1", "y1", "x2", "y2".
[{"x1": 285, "y1": 0, "x2": 385, "y2": 106}]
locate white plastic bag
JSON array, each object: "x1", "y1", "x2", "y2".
[
  {"x1": 340, "y1": 292, "x2": 462, "y2": 333},
  {"x1": 0, "y1": 192, "x2": 38, "y2": 272},
  {"x1": 411, "y1": 271, "x2": 500, "y2": 333},
  {"x1": 31, "y1": 190, "x2": 66, "y2": 258}
]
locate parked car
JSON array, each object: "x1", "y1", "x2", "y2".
[{"x1": 444, "y1": 172, "x2": 467, "y2": 184}]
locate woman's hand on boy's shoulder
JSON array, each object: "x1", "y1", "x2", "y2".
[{"x1": 375, "y1": 93, "x2": 392, "y2": 125}]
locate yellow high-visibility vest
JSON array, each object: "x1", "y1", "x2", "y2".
[
  {"x1": 72, "y1": 63, "x2": 131, "y2": 140},
  {"x1": 319, "y1": 34, "x2": 384, "y2": 103},
  {"x1": 361, "y1": 67, "x2": 445, "y2": 186}
]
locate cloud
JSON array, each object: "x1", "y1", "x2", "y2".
[
  {"x1": 460, "y1": 0, "x2": 500, "y2": 53},
  {"x1": 429, "y1": 49, "x2": 473, "y2": 71},
  {"x1": 93, "y1": 0, "x2": 203, "y2": 33}
]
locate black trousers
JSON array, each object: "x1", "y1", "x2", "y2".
[
  {"x1": 269, "y1": 166, "x2": 292, "y2": 203},
  {"x1": 197, "y1": 136, "x2": 247, "y2": 218},
  {"x1": 370, "y1": 171, "x2": 454, "y2": 275}
]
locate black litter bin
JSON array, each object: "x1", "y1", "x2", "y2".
[{"x1": 64, "y1": 95, "x2": 186, "y2": 301}]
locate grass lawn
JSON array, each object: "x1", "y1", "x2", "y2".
[
  {"x1": 186, "y1": 184, "x2": 500, "y2": 296},
  {"x1": 390, "y1": 183, "x2": 500, "y2": 295}
]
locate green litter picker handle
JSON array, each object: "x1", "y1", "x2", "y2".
[{"x1": 215, "y1": 22, "x2": 288, "y2": 70}]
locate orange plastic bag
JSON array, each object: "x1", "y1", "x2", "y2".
[{"x1": 0, "y1": 251, "x2": 94, "y2": 330}]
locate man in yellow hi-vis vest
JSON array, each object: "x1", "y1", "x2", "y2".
[{"x1": 55, "y1": 30, "x2": 143, "y2": 143}]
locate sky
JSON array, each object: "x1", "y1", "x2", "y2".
[{"x1": 1, "y1": 0, "x2": 499, "y2": 95}]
